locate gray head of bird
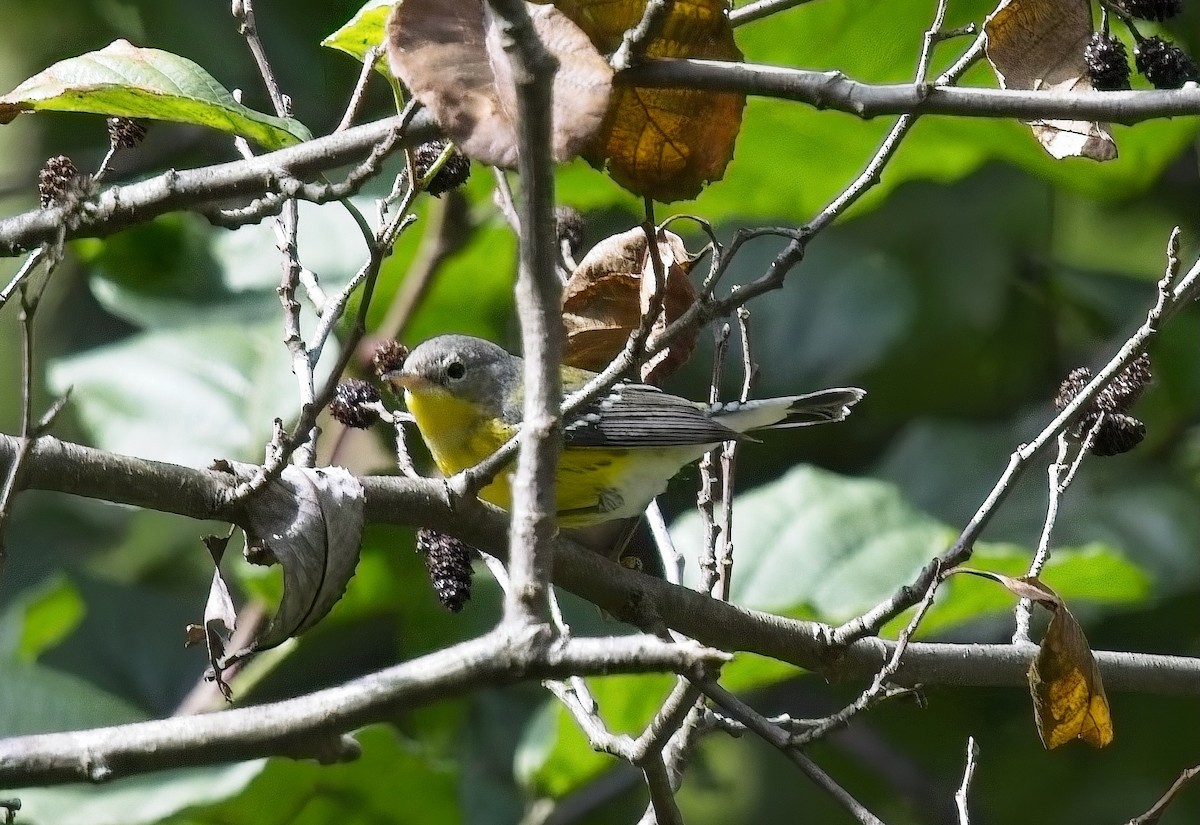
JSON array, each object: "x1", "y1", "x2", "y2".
[{"x1": 384, "y1": 334, "x2": 520, "y2": 416}]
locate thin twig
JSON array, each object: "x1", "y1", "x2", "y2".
[
  {"x1": 1011, "y1": 425, "x2": 1097, "y2": 643},
  {"x1": 954, "y1": 737, "x2": 979, "y2": 825},
  {"x1": 699, "y1": 682, "x2": 887, "y2": 825},
  {"x1": 797, "y1": 561, "x2": 942, "y2": 745},
  {"x1": 1127, "y1": 764, "x2": 1200, "y2": 825},
  {"x1": 233, "y1": 0, "x2": 290, "y2": 116},
  {"x1": 336, "y1": 45, "x2": 384, "y2": 132},
  {"x1": 0, "y1": 246, "x2": 48, "y2": 308},
  {"x1": 646, "y1": 499, "x2": 683, "y2": 585},
  {"x1": 698, "y1": 323, "x2": 731, "y2": 593},
  {"x1": 227, "y1": 193, "x2": 418, "y2": 502},
  {"x1": 833, "y1": 228, "x2": 1200, "y2": 646},
  {"x1": 716, "y1": 307, "x2": 756, "y2": 602}
]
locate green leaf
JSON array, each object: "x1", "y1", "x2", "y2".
[
  {"x1": 157, "y1": 726, "x2": 460, "y2": 825},
  {"x1": 0, "y1": 662, "x2": 145, "y2": 737},
  {"x1": 13, "y1": 763, "x2": 266, "y2": 825},
  {"x1": 0, "y1": 40, "x2": 310, "y2": 149},
  {"x1": 321, "y1": 0, "x2": 393, "y2": 64},
  {"x1": 15, "y1": 576, "x2": 85, "y2": 663},
  {"x1": 47, "y1": 321, "x2": 310, "y2": 466},
  {"x1": 671, "y1": 466, "x2": 1148, "y2": 627},
  {"x1": 516, "y1": 673, "x2": 675, "y2": 799}
]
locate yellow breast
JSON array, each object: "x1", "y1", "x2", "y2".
[{"x1": 405, "y1": 388, "x2": 702, "y2": 527}]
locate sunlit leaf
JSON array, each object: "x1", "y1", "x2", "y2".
[
  {"x1": 549, "y1": 0, "x2": 745, "y2": 200},
  {"x1": 1029, "y1": 597, "x2": 1115, "y2": 749},
  {"x1": 0, "y1": 40, "x2": 310, "y2": 149},
  {"x1": 322, "y1": 0, "x2": 393, "y2": 65}
]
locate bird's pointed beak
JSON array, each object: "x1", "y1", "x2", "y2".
[{"x1": 383, "y1": 369, "x2": 430, "y2": 392}]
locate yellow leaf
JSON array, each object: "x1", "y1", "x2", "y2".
[{"x1": 1028, "y1": 602, "x2": 1114, "y2": 749}]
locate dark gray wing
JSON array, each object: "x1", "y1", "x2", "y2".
[{"x1": 563, "y1": 383, "x2": 744, "y2": 448}]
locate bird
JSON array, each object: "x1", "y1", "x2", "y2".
[{"x1": 385, "y1": 334, "x2": 864, "y2": 528}]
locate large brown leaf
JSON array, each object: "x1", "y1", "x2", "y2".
[
  {"x1": 548, "y1": 0, "x2": 746, "y2": 201},
  {"x1": 984, "y1": 0, "x2": 1117, "y2": 160},
  {"x1": 562, "y1": 226, "x2": 698, "y2": 384},
  {"x1": 386, "y1": 0, "x2": 613, "y2": 168},
  {"x1": 954, "y1": 569, "x2": 1115, "y2": 749}
]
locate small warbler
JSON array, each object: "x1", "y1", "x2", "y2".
[{"x1": 386, "y1": 335, "x2": 864, "y2": 527}]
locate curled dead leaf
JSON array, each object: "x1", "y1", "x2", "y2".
[
  {"x1": 562, "y1": 226, "x2": 698, "y2": 384},
  {"x1": 237, "y1": 465, "x2": 365, "y2": 653},
  {"x1": 186, "y1": 532, "x2": 239, "y2": 698},
  {"x1": 1029, "y1": 601, "x2": 1115, "y2": 749},
  {"x1": 954, "y1": 569, "x2": 1114, "y2": 749},
  {"x1": 983, "y1": 0, "x2": 1117, "y2": 160},
  {"x1": 386, "y1": 0, "x2": 613, "y2": 168}
]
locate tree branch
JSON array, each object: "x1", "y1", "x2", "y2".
[
  {"x1": 4, "y1": 433, "x2": 1200, "y2": 697},
  {"x1": 0, "y1": 628, "x2": 727, "y2": 787},
  {"x1": 485, "y1": 0, "x2": 564, "y2": 628},
  {"x1": 626, "y1": 59, "x2": 1200, "y2": 124},
  {"x1": 0, "y1": 113, "x2": 438, "y2": 257}
]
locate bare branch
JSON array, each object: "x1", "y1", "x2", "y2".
[
  {"x1": 485, "y1": 0, "x2": 564, "y2": 628},
  {"x1": 626, "y1": 59, "x2": 1200, "y2": 125},
  {"x1": 4, "y1": 434, "x2": 1200, "y2": 697},
  {"x1": 0, "y1": 628, "x2": 727, "y2": 787},
  {"x1": 955, "y1": 737, "x2": 979, "y2": 825},
  {"x1": 0, "y1": 114, "x2": 436, "y2": 257},
  {"x1": 1127, "y1": 764, "x2": 1200, "y2": 825},
  {"x1": 700, "y1": 681, "x2": 886, "y2": 825},
  {"x1": 833, "y1": 236, "x2": 1200, "y2": 645},
  {"x1": 729, "y1": 0, "x2": 817, "y2": 27}
]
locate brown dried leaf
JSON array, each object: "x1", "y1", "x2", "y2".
[
  {"x1": 386, "y1": 0, "x2": 613, "y2": 168},
  {"x1": 547, "y1": 0, "x2": 745, "y2": 201},
  {"x1": 1029, "y1": 602, "x2": 1115, "y2": 749},
  {"x1": 562, "y1": 226, "x2": 698, "y2": 383},
  {"x1": 983, "y1": 0, "x2": 1117, "y2": 160},
  {"x1": 953, "y1": 568, "x2": 1062, "y2": 609}
]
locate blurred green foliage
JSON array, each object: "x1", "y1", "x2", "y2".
[{"x1": 1, "y1": 0, "x2": 1199, "y2": 824}]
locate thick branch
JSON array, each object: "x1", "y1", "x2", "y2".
[
  {"x1": 486, "y1": 0, "x2": 564, "y2": 626},
  {"x1": 0, "y1": 628, "x2": 726, "y2": 787},
  {"x1": 0, "y1": 114, "x2": 438, "y2": 257},
  {"x1": 4, "y1": 433, "x2": 1199, "y2": 697},
  {"x1": 627, "y1": 59, "x2": 1200, "y2": 125}
]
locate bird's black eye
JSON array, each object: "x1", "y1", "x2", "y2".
[{"x1": 446, "y1": 360, "x2": 466, "y2": 381}]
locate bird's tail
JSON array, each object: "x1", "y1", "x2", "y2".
[{"x1": 710, "y1": 388, "x2": 865, "y2": 433}]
